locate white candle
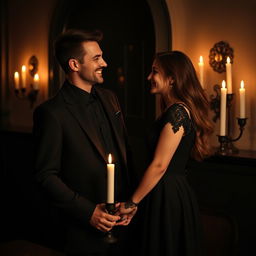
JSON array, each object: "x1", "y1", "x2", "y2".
[
  {"x1": 33, "y1": 73, "x2": 40, "y2": 90},
  {"x1": 198, "y1": 56, "x2": 204, "y2": 88},
  {"x1": 107, "y1": 154, "x2": 115, "y2": 204},
  {"x1": 220, "y1": 80, "x2": 227, "y2": 136},
  {"x1": 21, "y1": 65, "x2": 26, "y2": 89},
  {"x1": 239, "y1": 80, "x2": 246, "y2": 118},
  {"x1": 226, "y1": 57, "x2": 232, "y2": 94},
  {"x1": 14, "y1": 72, "x2": 20, "y2": 89}
]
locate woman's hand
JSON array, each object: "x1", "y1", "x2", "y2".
[{"x1": 115, "y1": 202, "x2": 138, "y2": 226}]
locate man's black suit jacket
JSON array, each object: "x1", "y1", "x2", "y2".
[{"x1": 33, "y1": 81, "x2": 131, "y2": 254}]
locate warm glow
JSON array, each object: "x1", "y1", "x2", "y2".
[
  {"x1": 226, "y1": 56, "x2": 231, "y2": 64},
  {"x1": 222, "y1": 80, "x2": 226, "y2": 88},
  {"x1": 21, "y1": 65, "x2": 27, "y2": 88},
  {"x1": 34, "y1": 73, "x2": 39, "y2": 81},
  {"x1": 108, "y1": 154, "x2": 112, "y2": 164},
  {"x1": 33, "y1": 73, "x2": 40, "y2": 90},
  {"x1": 14, "y1": 72, "x2": 19, "y2": 79},
  {"x1": 240, "y1": 80, "x2": 244, "y2": 89},
  {"x1": 199, "y1": 56, "x2": 204, "y2": 64},
  {"x1": 22, "y1": 65, "x2": 26, "y2": 72},
  {"x1": 14, "y1": 71, "x2": 20, "y2": 89}
]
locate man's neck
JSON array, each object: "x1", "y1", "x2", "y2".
[{"x1": 67, "y1": 76, "x2": 93, "y2": 93}]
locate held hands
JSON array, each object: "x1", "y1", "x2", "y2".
[
  {"x1": 89, "y1": 203, "x2": 121, "y2": 232},
  {"x1": 90, "y1": 202, "x2": 138, "y2": 232},
  {"x1": 115, "y1": 201, "x2": 138, "y2": 226}
]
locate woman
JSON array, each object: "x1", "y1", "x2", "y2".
[{"x1": 118, "y1": 51, "x2": 213, "y2": 256}]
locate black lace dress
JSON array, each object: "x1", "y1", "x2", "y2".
[{"x1": 138, "y1": 103, "x2": 203, "y2": 256}]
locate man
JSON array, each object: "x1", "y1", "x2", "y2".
[{"x1": 33, "y1": 29, "x2": 131, "y2": 256}]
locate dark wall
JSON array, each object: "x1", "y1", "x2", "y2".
[
  {"x1": 0, "y1": 131, "x2": 63, "y2": 249},
  {"x1": 1, "y1": 131, "x2": 33, "y2": 240}
]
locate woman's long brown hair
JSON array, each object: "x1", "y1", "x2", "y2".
[{"x1": 155, "y1": 51, "x2": 214, "y2": 161}]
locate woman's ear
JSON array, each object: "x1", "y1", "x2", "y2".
[
  {"x1": 68, "y1": 59, "x2": 79, "y2": 72},
  {"x1": 168, "y1": 77, "x2": 175, "y2": 86}
]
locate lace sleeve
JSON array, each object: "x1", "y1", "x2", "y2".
[{"x1": 163, "y1": 104, "x2": 192, "y2": 135}]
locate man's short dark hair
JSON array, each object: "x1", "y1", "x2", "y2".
[{"x1": 54, "y1": 29, "x2": 103, "y2": 73}]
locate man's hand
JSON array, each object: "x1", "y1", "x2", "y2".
[
  {"x1": 115, "y1": 202, "x2": 138, "y2": 226},
  {"x1": 89, "y1": 203, "x2": 120, "y2": 232}
]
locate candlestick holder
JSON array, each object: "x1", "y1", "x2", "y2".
[
  {"x1": 217, "y1": 135, "x2": 228, "y2": 155},
  {"x1": 14, "y1": 85, "x2": 39, "y2": 108},
  {"x1": 210, "y1": 85, "x2": 248, "y2": 155},
  {"x1": 104, "y1": 203, "x2": 118, "y2": 244},
  {"x1": 217, "y1": 118, "x2": 247, "y2": 155}
]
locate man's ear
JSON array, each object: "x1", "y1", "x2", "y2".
[{"x1": 69, "y1": 59, "x2": 79, "y2": 72}]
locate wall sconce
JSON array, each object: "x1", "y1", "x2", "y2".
[
  {"x1": 13, "y1": 55, "x2": 40, "y2": 108},
  {"x1": 209, "y1": 41, "x2": 234, "y2": 73}
]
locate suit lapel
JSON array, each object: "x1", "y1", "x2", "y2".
[
  {"x1": 60, "y1": 82, "x2": 107, "y2": 162},
  {"x1": 95, "y1": 87, "x2": 127, "y2": 165}
]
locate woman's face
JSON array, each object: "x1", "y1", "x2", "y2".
[{"x1": 147, "y1": 60, "x2": 169, "y2": 96}]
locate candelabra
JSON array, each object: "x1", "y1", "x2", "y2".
[
  {"x1": 210, "y1": 86, "x2": 247, "y2": 155},
  {"x1": 207, "y1": 41, "x2": 247, "y2": 155},
  {"x1": 13, "y1": 55, "x2": 40, "y2": 108}
]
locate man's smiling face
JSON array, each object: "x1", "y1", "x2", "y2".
[{"x1": 77, "y1": 41, "x2": 107, "y2": 86}]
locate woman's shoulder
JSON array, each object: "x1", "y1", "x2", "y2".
[
  {"x1": 163, "y1": 103, "x2": 192, "y2": 134},
  {"x1": 165, "y1": 103, "x2": 190, "y2": 118}
]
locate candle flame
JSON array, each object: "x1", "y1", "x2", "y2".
[
  {"x1": 199, "y1": 56, "x2": 204, "y2": 64},
  {"x1": 240, "y1": 80, "x2": 244, "y2": 89},
  {"x1": 34, "y1": 73, "x2": 39, "y2": 81},
  {"x1": 14, "y1": 71, "x2": 19, "y2": 79},
  {"x1": 108, "y1": 154, "x2": 112, "y2": 164},
  {"x1": 22, "y1": 65, "x2": 26, "y2": 72},
  {"x1": 222, "y1": 80, "x2": 226, "y2": 88},
  {"x1": 226, "y1": 57, "x2": 231, "y2": 64}
]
